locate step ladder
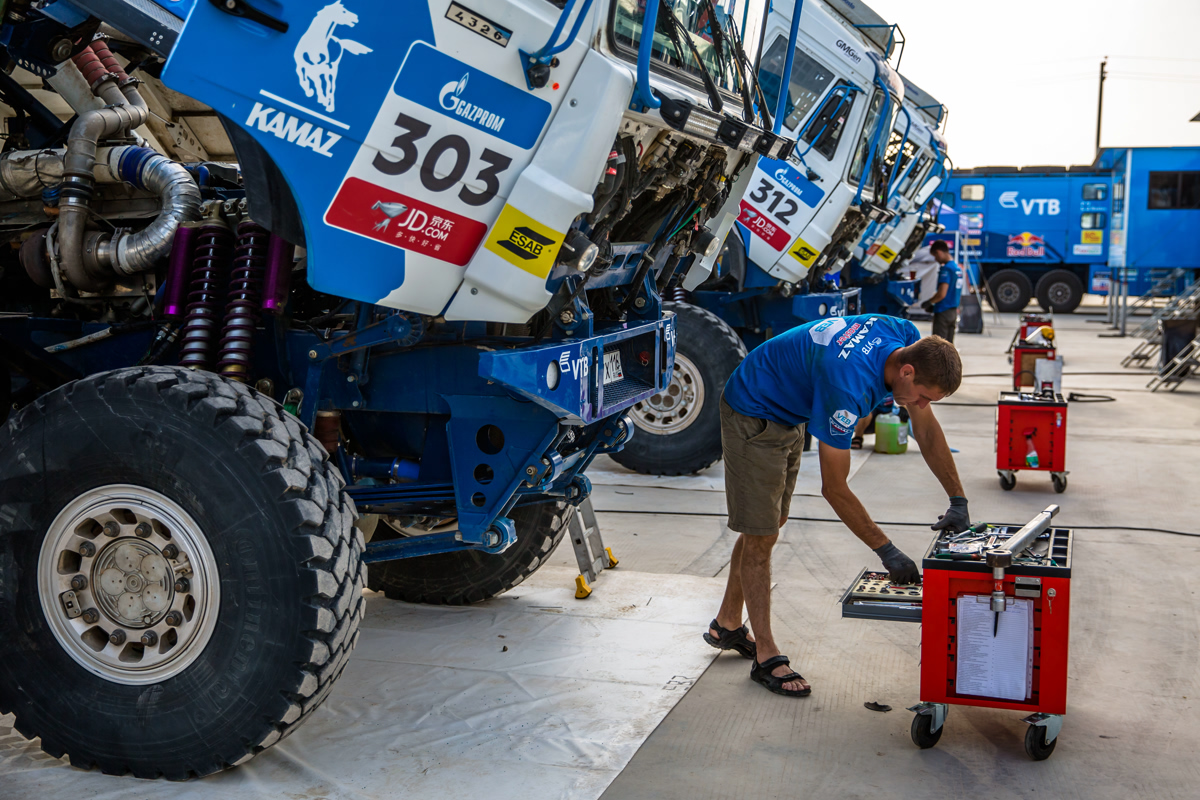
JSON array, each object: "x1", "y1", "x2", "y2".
[
  {"x1": 1148, "y1": 333, "x2": 1200, "y2": 392},
  {"x1": 1128, "y1": 268, "x2": 1186, "y2": 316},
  {"x1": 1121, "y1": 333, "x2": 1160, "y2": 368},
  {"x1": 1132, "y1": 279, "x2": 1200, "y2": 339},
  {"x1": 567, "y1": 497, "x2": 618, "y2": 598}
]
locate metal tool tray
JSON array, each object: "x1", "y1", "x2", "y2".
[
  {"x1": 922, "y1": 525, "x2": 1073, "y2": 578},
  {"x1": 839, "y1": 568, "x2": 923, "y2": 623}
]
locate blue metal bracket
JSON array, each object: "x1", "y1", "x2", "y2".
[
  {"x1": 772, "y1": 0, "x2": 805, "y2": 135},
  {"x1": 520, "y1": 0, "x2": 595, "y2": 89},
  {"x1": 361, "y1": 515, "x2": 517, "y2": 563},
  {"x1": 631, "y1": 0, "x2": 662, "y2": 110}
]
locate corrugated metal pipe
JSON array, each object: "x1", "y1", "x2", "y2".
[{"x1": 53, "y1": 40, "x2": 199, "y2": 291}]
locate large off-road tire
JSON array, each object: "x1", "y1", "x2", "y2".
[
  {"x1": 0, "y1": 367, "x2": 364, "y2": 779},
  {"x1": 367, "y1": 499, "x2": 569, "y2": 604},
  {"x1": 1036, "y1": 269, "x2": 1084, "y2": 313},
  {"x1": 988, "y1": 269, "x2": 1033, "y2": 313},
  {"x1": 609, "y1": 302, "x2": 747, "y2": 475}
]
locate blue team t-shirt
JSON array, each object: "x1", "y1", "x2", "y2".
[
  {"x1": 933, "y1": 261, "x2": 964, "y2": 312},
  {"x1": 722, "y1": 315, "x2": 921, "y2": 449}
]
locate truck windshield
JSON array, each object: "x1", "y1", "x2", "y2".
[
  {"x1": 847, "y1": 90, "x2": 887, "y2": 191},
  {"x1": 611, "y1": 0, "x2": 766, "y2": 96},
  {"x1": 756, "y1": 36, "x2": 836, "y2": 132}
]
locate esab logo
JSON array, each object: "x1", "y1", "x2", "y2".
[
  {"x1": 499, "y1": 226, "x2": 554, "y2": 261},
  {"x1": 485, "y1": 205, "x2": 562, "y2": 277},
  {"x1": 877, "y1": 245, "x2": 897, "y2": 263},
  {"x1": 789, "y1": 236, "x2": 821, "y2": 268}
]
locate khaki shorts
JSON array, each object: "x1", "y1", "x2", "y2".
[{"x1": 720, "y1": 394, "x2": 806, "y2": 536}]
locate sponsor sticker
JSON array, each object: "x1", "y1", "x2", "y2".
[
  {"x1": 1073, "y1": 244, "x2": 1103, "y2": 256},
  {"x1": 398, "y1": 43, "x2": 549, "y2": 148},
  {"x1": 485, "y1": 204, "x2": 562, "y2": 277},
  {"x1": 1006, "y1": 232, "x2": 1045, "y2": 258},
  {"x1": 738, "y1": 200, "x2": 792, "y2": 250},
  {"x1": 789, "y1": 236, "x2": 821, "y2": 268},
  {"x1": 1081, "y1": 230, "x2": 1103, "y2": 244},
  {"x1": 324, "y1": 177, "x2": 487, "y2": 265},
  {"x1": 877, "y1": 245, "x2": 897, "y2": 263},
  {"x1": 833, "y1": 409, "x2": 858, "y2": 428},
  {"x1": 808, "y1": 317, "x2": 848, "y2": 345}
]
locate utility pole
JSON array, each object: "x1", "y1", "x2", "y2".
[{"x1": 1095, "y1": 57, "x2": 1108, "y2": 156}]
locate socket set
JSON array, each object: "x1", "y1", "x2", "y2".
[{"x1": 839, "y1": 568, "x2": 923, "y2": 623}]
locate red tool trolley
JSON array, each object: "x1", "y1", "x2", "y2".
[
  {"x1": 996, "y1": 389, "x2": 1068, "y2": 492},
  {"x1": 841, "y1": 506, "x2": 1072, "y2": 760},
  {"x1": 1008, "y1": 314, "x2": 1056, "y2": 390}
]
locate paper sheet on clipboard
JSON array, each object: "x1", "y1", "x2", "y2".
[{"x1": 955, "y1": 595, "x2": 1034, "y2": 701}]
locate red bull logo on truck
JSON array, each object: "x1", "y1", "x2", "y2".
[{"x1": 1006, "y1": 232, "x2": 1045, "y2": 257}]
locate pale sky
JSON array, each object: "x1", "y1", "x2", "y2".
[{"x1": 864, "y1": 0, "x2": 1200, "y2": 168}]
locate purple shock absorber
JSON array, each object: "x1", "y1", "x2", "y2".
[
  {"x1": 162, "y1": 225, "x2": 199, "y2": 318},
  {"x1": 261, "y1": 234, "x2": 296, "y2": 315},
  {"x1": 178, "y1": 221, "x2": 234, "y2": 370},
  {"x1": 216, "y1": 220, "x2": 271, "y2": 381}
]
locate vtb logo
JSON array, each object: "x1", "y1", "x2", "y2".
[{"x1": 498, "y1": 226, "x2": 555, "y2": 261}]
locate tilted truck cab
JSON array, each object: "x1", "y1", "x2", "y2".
[{"x1": 0, "y1": 0, "x2": 798, "y2": 778}]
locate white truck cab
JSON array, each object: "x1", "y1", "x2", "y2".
[
  {"x1": 858, "y1": 91, "x2": 948, "y2": 274},
  {"x1": 736, "y1": 0, "x2": 903, "y2": 287}
]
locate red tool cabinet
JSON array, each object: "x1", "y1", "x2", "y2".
[
  {"x1": 996, "y1": 390, "x2": 1068, "y2": 492},
  {"x1": 841, "y1": 508, "x2": 1073, "y2": 760}
]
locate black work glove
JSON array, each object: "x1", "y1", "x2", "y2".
[
  {"x1": 921, "y1": 300, "x2": 935, "y2": 313},
  {"x1": 874, "y1": 541, "x2": 921, "y2": 585},
  {"x1": 931, "y1": 496, "x2": 970, "y2": 534}
]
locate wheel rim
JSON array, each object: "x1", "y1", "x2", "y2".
[
  {"x1": 628, "y1": 352, "x2": 705, "y2": 435},
  {"x1": 995, "y1": 281, "x2": 1022, "y2": 306},
  {"x1": 1046, "y1": 281, "x2": 1073, "y2": 307},
  {"x1": 38, "y1": 484, "x2": 221, "y2": 685}
]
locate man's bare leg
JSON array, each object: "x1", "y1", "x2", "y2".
[
  {"x1": 712, "y1": 534, "x2": 750, "y2": 637},
  {"x1": 711, "y1": 524, "x2": 808, "y2": 693}
]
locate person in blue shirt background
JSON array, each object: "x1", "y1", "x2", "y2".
[
  {"x1": 702, "y1": 315, "x2": 968, "y2": 698},
  {"x1": 922, "y1": 240, "x2": 964, "y2": 342}
]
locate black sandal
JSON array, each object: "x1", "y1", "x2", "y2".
[
  {"x1": 851, "y1": 436, "x2": 864, "y2": 450},
  {"x1": 702, "y1": 619, "x2": 757, "y2": 659},
  {"x1": 751, "y1": 655, "x2": 811, "y2": 697}
]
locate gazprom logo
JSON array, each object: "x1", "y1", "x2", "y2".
[
  {"x1": 438, "y1": 73, "x2": 506, "y2": 134},
  {"x1": 775, "y1": 168, "x2": 808, "y2": 197}
]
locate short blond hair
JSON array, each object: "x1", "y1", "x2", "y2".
[{"x1": 898, "y1": 336, "x2": 962, "y2": 394}]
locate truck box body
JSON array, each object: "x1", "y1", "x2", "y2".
[{"x1": 940, "y1": 147, "x2": 1200, "y2": 303}]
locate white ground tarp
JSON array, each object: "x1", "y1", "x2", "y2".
[
  {"x1": 587, "y1": 448, "x2": 872, "y2": 494},
  {"x1": 0, "y1": 566, "x2": 725, "y2": 799}
]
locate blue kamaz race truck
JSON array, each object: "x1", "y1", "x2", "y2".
[{"x1": 0, "y1": 0, "x2": 798, "y2": 778}]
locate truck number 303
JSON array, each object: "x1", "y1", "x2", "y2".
[
  {"x1": 748, "y1": 178, "x2": 798, "y2": 225},
  {"x1": 372, "y1": 112, "x2": 512, "y2": 207}
]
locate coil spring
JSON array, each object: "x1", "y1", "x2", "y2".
[
  {"x1": 216, "y1": 221, "x2": 271, "y2": 381},
  {"x1": 178, "y1": 223, "x2": 233, "y2": 370},
  {"x1": 669, "y1": 286, "x2": 689, "y2": 303}
]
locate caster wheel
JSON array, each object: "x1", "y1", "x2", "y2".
[
  {"x1": 911, "y1": 713, "x2": 944, "y2": 749},
  {"x1": 1052, "y1": 474, "x2": 1067, "y2": 493},
  {"x1": 1024, "y1": 724, "x2": 1058, "y2": 760},
  {"x1": 999, "y1": 472, "x2": 1016, "y2": 491}
]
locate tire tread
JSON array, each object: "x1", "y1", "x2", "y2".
[{"x1": 0, "y1": 366, "x2": 363, "y2": 779}]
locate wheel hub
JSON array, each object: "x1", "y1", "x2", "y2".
[
  {"x1": 628, "y1": 352, "x2": 705, "y2": 435},
  {"x1": 93, "y1": 539, "x2": 174, "y2": 628},
  {"x1": 996, "y1": 282, "x2": 1021, "y2": 305},
  {"x1": 1047, "y1": 282, "x2": 1072, "y2": 306},
  {"x1": 38, "y1": 485, "x2": 220, "y2": 685}
]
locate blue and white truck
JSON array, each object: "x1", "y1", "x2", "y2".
[
  {"x1": 609, "y1": 0, "x2": 910, "y2": 475},
  {"x1": 941, "y1": 147, "x2": 1200, "y2": 312},
  {"x1": 0, "y1": 0, "x2": 801, "y2": 777}
]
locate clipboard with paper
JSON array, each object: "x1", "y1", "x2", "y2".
[{"x1": 954, "y1": 595, "x2": 1035, "y2": 702}]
